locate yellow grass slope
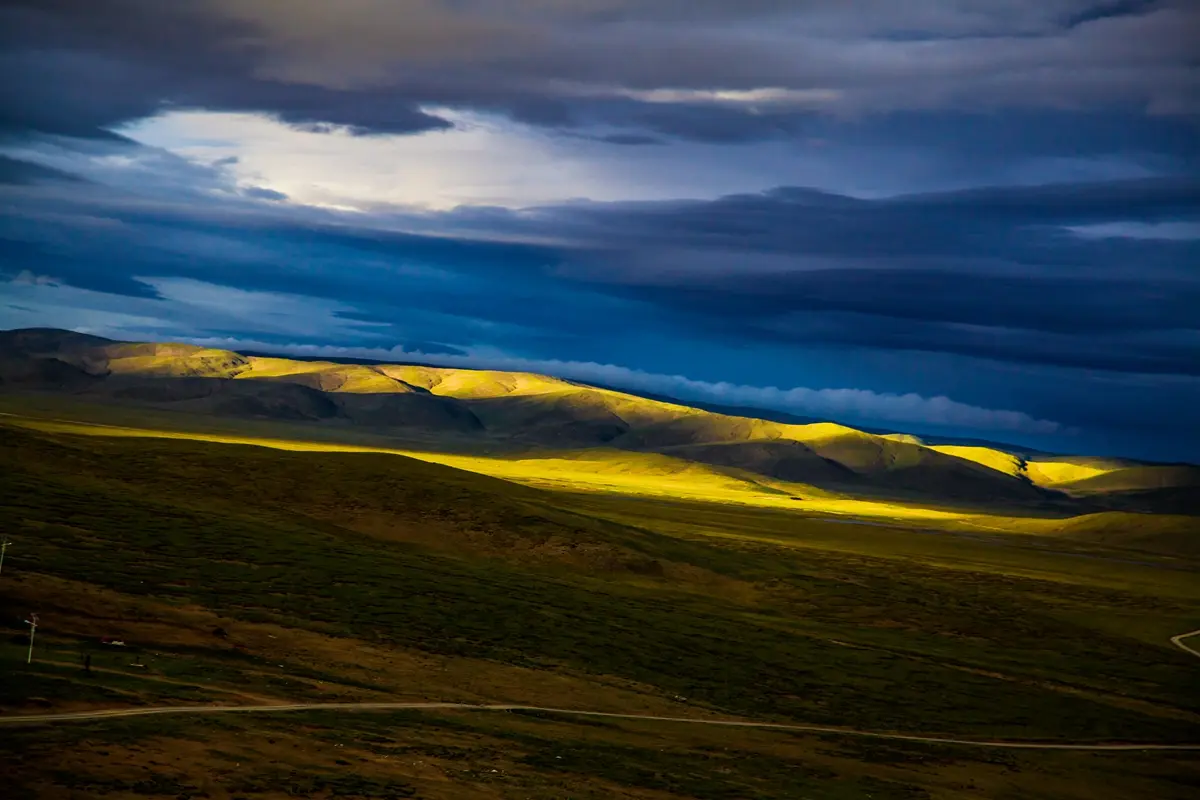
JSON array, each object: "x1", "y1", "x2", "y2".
[
  {"x1": 628, "y1": 417, "x2": 1001, "y2": 476},
  {"x1": 2, "y1": 414, "x2": 964, "y2": 522},
  {"x1": 89, "y1": 343, "x2": 252, "y2": 379},
  {"x1": 240, "y1": 357, "x2": 423, "y2": 394},
  {"x1": 635, "y1": 418, "x2": 1051, "y2": 505},
  {"x1": 4, "y1": 410, "x2": 1197, "y2": 554},
  {"x1": 929, "y1": 445, "x2": 1023, "y2": 478},
  {"x1": 1027, "y1": 456, "x2": 1145, "y2": 486},
  {"x1": 379, "y1": 365, "x2": 575, "y2": 398},
  {"x1": 1053, "y1": 464, "x2": 1200, "y2": 493},
  {"x1": 925, "y1": 445, "x2": 1167, "y2": 493}
]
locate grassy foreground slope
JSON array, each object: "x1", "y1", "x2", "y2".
[
  {"x1": 2, "y1": 416, "x2": 1200, "y2": 798},
  {"x1": 3, "y1": 420, "x2": 1199, "y2": 727}
]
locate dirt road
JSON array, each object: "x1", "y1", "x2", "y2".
[
  {"x1": 2, "y1": 701, "x2": 1198, "y2": 751},
  {"x1": 1171, "y1": 629, "x2": 1200, "y2": 659}
]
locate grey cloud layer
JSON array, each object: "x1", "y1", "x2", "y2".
[
  {"x1": 435, "y1": 178, "x2": 1200, "y2": 373},
  {"x1": 3, "y1": 0, "x2": 1198, "y2": 141}
]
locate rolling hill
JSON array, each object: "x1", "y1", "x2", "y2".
[{"x1": 2, "y1": 327, "x2": 1197, "y2": 515}]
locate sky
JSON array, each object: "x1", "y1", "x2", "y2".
[{"x1": 0, "y1": 1, "x2": 1198, "y2": 461}]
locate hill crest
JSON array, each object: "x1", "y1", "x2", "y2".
[{"x1": 2, "y1": 328, "x2": 1197, "y2": 511}]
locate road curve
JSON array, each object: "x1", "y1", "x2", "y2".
[
  {"x1": 2, "y1": 702, "x2": 1199, "y2": 751},
  {"x1": 1171, "y1": 629, "x2": 1200, "y2": 659}
]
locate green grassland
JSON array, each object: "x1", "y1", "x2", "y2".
[
  {"x1": 7, "y1": 706, "x2": 1198, "y2": 800},
  {"x1": 7, "y1": 707, "x2": 1200, "y2": 800},
  {"x1": 2, "y1": 404, "x2": 1199, "y2": 798}
]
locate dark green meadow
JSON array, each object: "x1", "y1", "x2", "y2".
[
  {"x1": 5, "y1": 706, "x2": 1198, "y2": 800},
  {"x1": 2, "y1": 419, "x2": 1198, "y2": 798}
]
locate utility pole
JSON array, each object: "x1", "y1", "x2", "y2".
[
  {"x1": 0, "y1": 536, "x2": 9, "y2": 576},
  {"x1": 25, "y1": 613, "x2": 38, "y2": 664}
]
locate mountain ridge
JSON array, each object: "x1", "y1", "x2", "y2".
[
  {"x1": 240, "y1": 348, "x2": 1076, "y2": 458},
  {"x1": 3, "y1": 328, "x2": 1197, "y2": 513}
]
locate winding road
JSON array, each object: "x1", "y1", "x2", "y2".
[
  {"x1": 2, "y1": 701, "x2": 1199, "y2": 751},
  {"x1": 1171, "y1": 628, "x2": 1200, "y2": 659},
  {"x1": 3, "y1": 628, "x2": 1198, "y2": 750}
]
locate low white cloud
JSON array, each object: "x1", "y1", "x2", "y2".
[
  {"x1": 1067, "y1": 221, "x2": 1200, "y2": 240},
  {"x1": 583, "y1": 86, "x2": 843, "y2": 107},
  {"x1": 117, "y1": 109, "x2": 919, "y2": 212},
  {"x1": 118, "y1": 109, "x2": 649, "y2": 211},
  {"x1": 7, "y1": 270, "x2": 60, "y2": 287},
  {"x1": 183, "y1": 336, "x2": 1063, "y2": 435}
]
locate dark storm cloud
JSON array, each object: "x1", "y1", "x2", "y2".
[
  {"x1": 522, "y1": 177, "x2": 1200, "y2": 248},
  {"x1": 242, "y1": 186, "x2": 288, "y2": 201},
  {"x1": 0, "y1": 1, "x2": 452, "y2": 137},
  {"x1": 2, "y1": 0, "x2": 1198, "y2": 143},
  {"x1": 0, "y1": 154, "x2": 81, "y2": 184},
  {"x1": 494, "y1": 176, "x2": 1199, "y2": 372},
  {"x1": 730, "y1": 312, "x2": 1200, "y2": 377},
  {"x1": 835, "y1": 111, "x2": 1200, "y2": 167},
  {"x1": 581, "y1": 133, "x2": 665, "y2": 146},
  {"x1": 0, "y1": 235, "x2": 167, "y2": 298},
  {"x1": 1063, "y1": 0, "x2": 1162, "y2": 27},
  {"x1": 630, "y1": 271, "x2": 1200, "y2": 334}
]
